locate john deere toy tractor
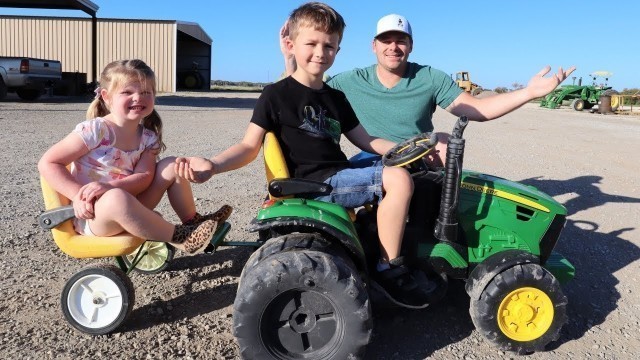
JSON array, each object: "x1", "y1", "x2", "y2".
[{"x1": 232, "y1": 117, "x2": 575, "y2": 359}]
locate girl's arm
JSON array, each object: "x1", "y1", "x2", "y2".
[
  {"x1": 106, "y1": 148, "x2": 156, "y2": 196},
  {"x1": 176, "y1": 123, "x2": 266, "y2": 183},
  {"x1": 344, "y1": 124, "x2": 396, "y2": 156},
  {"x1": 38, "y1": 132, "x2": 89, "y2": 200}
]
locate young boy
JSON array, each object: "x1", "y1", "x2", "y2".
[{"x1": 176, "y1": 2, "x2": 432, "y2": 307}]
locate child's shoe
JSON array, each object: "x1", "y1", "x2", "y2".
[
  {"x1": 184, "y1": 205, "x2": 233, "y2": 226},
  {"x1": 173, "y1": 219, "x2": 217, "y2": 254},
  {"x1": 371, "y1": 256, "x2": 436, "y2": 309}
]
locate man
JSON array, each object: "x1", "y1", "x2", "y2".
[{"x1": 281, "y1": 13, "x2": 575, "y2": 166}]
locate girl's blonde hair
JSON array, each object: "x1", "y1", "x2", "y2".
[{"x1": 87, "y1": 59, "x2": 166, "y2": 152}]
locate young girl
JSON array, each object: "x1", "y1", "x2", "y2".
[{"x1": 38, "y1": 59, "x2": 229, "y2": 254}]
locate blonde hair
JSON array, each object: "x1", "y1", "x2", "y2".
[
  {"x1": 288, "y1": 2, "x2": 346, "y2": 43},
  {"x1": 87, "y1": 59, "x2": 165, "y2": 152}
]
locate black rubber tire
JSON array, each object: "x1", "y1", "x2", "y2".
[
  {"x1": 120, "y1": 241, "x2": 174, "y2": 275},
  {"x1": 16, "y1": 88, "x2": 41, "y2": 101},
  {"x1": 570, "y1": 99, "x2": 584, "y2": 111},
  {"x1": 0, "y1": 77, "x2": 7, "y2": 100},
  {"x1": 469, "y1": 263, "x2": 567, "y2": 354},
  {"x1": 240, "y1": 232, "x2": 350, "y2": 277},
  {"x1": 233, "y1": 249, "x2": 372, "y2": 359},
  {"x1": 61, "y1": 263, "x2": 135, "y2": 335}
]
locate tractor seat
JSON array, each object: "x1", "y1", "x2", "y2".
[
  {"x1": 263, "y1": 132, "x2": 332, "y2": 199},
  {"x1": 39, "y1": 176, "x2": 145, "y2": 259}
]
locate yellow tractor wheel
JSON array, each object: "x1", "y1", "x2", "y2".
[{"x1": 469, "y1": 263, "x2": 567, "y2": 354}]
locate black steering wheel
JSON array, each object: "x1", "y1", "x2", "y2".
[{"x1": 382, "y1": 132, "x2": 438, "y2": 168}]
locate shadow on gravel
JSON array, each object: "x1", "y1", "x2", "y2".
[
  {"x1": 520, "y1": 175, "x2": 640, "y2": 350},
  {"x1": 365, "y1": 280, "x2": 473, "y2": 359},
  {"x1": 156, "y1": 96, "x2": 257, "y2": 109},
  {"x1": 122, "y1": 246, "x2": 253, "y2": 332}
]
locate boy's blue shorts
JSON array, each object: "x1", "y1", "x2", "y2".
[{"x1": 313, "y1": 165, "x2": 383, "y2": 208}]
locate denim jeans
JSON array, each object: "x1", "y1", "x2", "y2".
[{"x1": 313, "y1": 165, "x2": 383, "y2": 208}]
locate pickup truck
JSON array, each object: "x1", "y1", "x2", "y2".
[{"x1": 0, "y1": 57, "x2": 62, "y2": 101}]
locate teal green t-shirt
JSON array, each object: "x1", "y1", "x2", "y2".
[{"x1": 328, "y1": 63, "x2": 463, "y2": 143}]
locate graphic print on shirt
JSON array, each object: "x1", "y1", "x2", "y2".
[{"x1": 299, "y1": 105, "x2": 342, "y2": 145}]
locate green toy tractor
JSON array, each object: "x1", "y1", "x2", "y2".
[{"x1": 232, "y1": 117, "x2": 575, "y2": 359}]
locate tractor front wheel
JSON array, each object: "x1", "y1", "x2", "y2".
[
  {"x1": 233, "y1": 249, "x2": 371, "y2": 359},
  {"x1": 571, "y1": 99, "x2": 585, "y2": 111},
  {"x1": 469, "y1": 263, "x2": 567, "y2": 354}
]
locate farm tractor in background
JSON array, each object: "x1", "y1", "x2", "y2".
[
  {"x1": 540, "y1": 71, "x2": 619, "y2": 111},
  {"x1": 455, "y1": 71, "x2": 485, "y2": 96}
]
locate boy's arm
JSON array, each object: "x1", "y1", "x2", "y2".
[
  {"x1": 344, "y1": 124, "x2": 396, "y2": 156},
  {"x1": 176, "y1": 123, "x2": 266, "y2": 183},
  {"x1": 447, "y1": 65, "x2": 576, "y2": 120}
]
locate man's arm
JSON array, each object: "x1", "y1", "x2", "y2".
[
  {"x1": 344, "y1": 124, "x2": 395, "y2": 155},
  {"x1": 447, "y1": 66, "x2": 576, "y2": 121}
]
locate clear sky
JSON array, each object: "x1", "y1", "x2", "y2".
[{"x1": 3, "y1": 0, "x2": 638, "y2": 90}]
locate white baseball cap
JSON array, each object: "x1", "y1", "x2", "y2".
[{"x1": 375, "y1": 14, "x2": 412, "y2": 38}]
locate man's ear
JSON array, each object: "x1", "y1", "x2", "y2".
[{"x1": 337, "y1": 46, "x2": 341, "y2": 53}]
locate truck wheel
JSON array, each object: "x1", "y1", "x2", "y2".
[
  {"x1": 469, "y1": 263, "x2": 567, "y2": 354},
  {"x1": 121, "y1": 241, "x2": 174, "y2": 274},
  {"x1": 61, "y1": 263, "x2": 135, "y2": 335},
  {"x1": 570, "y1": 99, "x2": 584, "y2": 111},
  {"x1": 16, "y1": 88, "x2": 42, "y2": 101},
  {"x1": 0, "y1": 77, "x2": 7, "y2": 100},
  {"x1": 234, "y1": 249, "x2": 372, "y2": 359}
]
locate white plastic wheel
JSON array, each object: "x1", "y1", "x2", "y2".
[{"x1": 61, "y1": 264, "x2": 134, "y2": 335}]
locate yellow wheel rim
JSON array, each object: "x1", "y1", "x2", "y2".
[
  {"x1": 497, "y1": 287, "x2": 554, "y2": 341},
  {"x1": 610, "y1": 95, "x2": 620, "y2": 109}
]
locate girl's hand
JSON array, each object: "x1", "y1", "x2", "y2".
[
  {"x1": 79, "y1": 181, "x2": 113, "y2": 203},
  {"x1": 72, "y1": 192, "x2": 94, "y2": 219},
  {"x1": 175, "y1": 157, "x2": 215, "y2": 183}
]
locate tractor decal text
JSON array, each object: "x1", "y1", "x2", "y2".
[{"x1": 461, "y1": 182, "x2": 550, "y2": 213}]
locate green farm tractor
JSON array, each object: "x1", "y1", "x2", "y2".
[
  {"x1": 232, "y1": 117, "x2": 575, "y2": 359},
  {"x1": 540, "y1": 73, "x2": 619, "y2": 111}
]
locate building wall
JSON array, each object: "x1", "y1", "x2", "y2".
[{"x1": 0, "y1": 16, "x2": 177, "y2": 92}]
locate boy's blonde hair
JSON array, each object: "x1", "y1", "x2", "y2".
[
  {"x1": 87, "y1": 59, "x2": 165, "y2": 152},
  {"x1": 288, "y1": 2, "x2": 346, "y2": 43}
]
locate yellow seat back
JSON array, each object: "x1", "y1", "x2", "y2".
[
  {"x1": 263, "y1": 132, "x2": 291, "y2": 200},
  {"x1": 40, "y1": 176, "x2": 145, "y2": 258}
]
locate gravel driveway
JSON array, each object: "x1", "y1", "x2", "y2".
[{"x1": 1, "y1": 92, "x2": 638, "y2": 359}]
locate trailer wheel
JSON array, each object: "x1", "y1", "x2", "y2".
[
  {"x1": 469, "y1": 263, "x2": 567, "y2": 354},
  {"x1": 121, "y1": 241, "x2": 174, "y2": 274},
  {"x1": 570, "y1": 99, "x2": 584, "y2": 111},
  {"x1": 234, "y1": 249, "x2": 371, "y2": 359},
  {"x1": 0, "y1": 77, "x2": 7, "y2": 100},
  {"x1": 61, "y1": 263, "x2": 135, "y2": 335}
]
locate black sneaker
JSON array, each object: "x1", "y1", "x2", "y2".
[{"x1": 371, "y1": 257, "x2": 436, "y2": 309}]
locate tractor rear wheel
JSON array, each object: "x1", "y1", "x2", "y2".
[
  {"x1": 602, "y1": 90, "x2": 620, "y2": 111},
  {"x1": 570, "y1": 99, "x2": 585, "y2": 111},
  {"x1": 469, "y1": 263, "x2": 567, "y2": 354},
  {"x1": 233, "y1": 249, "x2": 372, "y2": 359}
]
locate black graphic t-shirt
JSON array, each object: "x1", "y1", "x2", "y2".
[{"x1": 251, "y1": 76, "x2": 360, "y2": 181}]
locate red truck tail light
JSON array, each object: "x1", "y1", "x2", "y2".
[{"x1": 20, "y1": 59, "x2": 29, "y2": 73}]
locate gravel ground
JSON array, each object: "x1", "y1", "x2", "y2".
[{"x1": 1, "y1": 92, "x2": 639, "y2": 359}]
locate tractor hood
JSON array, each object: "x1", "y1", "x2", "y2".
[{"x1": 460, "y1": 171, "x2": 566, "y2": 216}]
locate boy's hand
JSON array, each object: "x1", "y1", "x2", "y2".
[
  {"x1": 175, "y1": 157, "x2": 215, "y2": 183},
  {"x1": 526, "y1": 65, "x2": 576, "y2": 98}
]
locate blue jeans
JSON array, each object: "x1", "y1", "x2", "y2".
[
  {"x1": 313, "y1": 165, "x2": 384, "y2": 208},
  {"x1": 349, "y1": 151, "x2": 382, "y2": 168}
]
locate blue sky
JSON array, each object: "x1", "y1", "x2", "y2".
[{"x1": 3, "y1": 0, "x2": 638, "y2": 90}]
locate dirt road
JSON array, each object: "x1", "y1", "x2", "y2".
[{"x1": 1, "y1": 92, "x2": 638, "y2": 359}]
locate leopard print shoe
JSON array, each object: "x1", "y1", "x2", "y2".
[
  {"x1": 184, "y1": 205, "x2": 233, "y2": 226},
  {"x1": 173, "y1": 219, "x2": 217, "y2": 254}
]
